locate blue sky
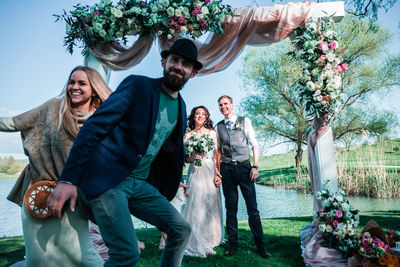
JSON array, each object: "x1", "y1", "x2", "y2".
[{"x1": 0, "y1": 0, "x2": 399, "y2": 159}]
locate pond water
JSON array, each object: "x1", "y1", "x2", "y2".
[{"x1": 1, "y1": 179, "x2": 399, "y2": 237}]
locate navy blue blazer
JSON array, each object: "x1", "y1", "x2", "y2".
[{"x1": 59, "y1": 75, "x2": 187, "y2": 201}]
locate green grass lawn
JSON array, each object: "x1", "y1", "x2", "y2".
[{"x1": 2, "y1": 211, "x2": 399, "y2": 267}]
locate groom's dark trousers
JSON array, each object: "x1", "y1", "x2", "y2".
[{"x1": 220, "y1": 162, "x2": 264, "y2": 249}]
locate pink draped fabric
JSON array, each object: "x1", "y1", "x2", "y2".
[{"x1": 89, "y1": 2, "x2": 316, "y2": 74}]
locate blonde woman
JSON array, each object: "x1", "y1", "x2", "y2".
[{"x1": 1, "y1": 66, "x2": 111, "y2": 267}]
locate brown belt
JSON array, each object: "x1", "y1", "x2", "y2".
[{"x1": 222, "y1": 160, "x2": 250, "y2": 166}]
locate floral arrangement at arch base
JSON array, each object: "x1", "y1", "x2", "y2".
[
  {"x1": 290, "y1": 15, "x2": 349, "y2": 124},
  {"x1": 316, "y1": 186, "x2": 360, "y2": 257},
  {"x1": 55, "y1": 0, "x2": 235, "y2": 54}
]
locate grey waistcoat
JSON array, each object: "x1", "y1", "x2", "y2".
[{"x1": 216, "y1": 116, "x2": 250, "y2": 163}]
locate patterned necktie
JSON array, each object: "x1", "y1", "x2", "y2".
[{"x1": 226, "y1": 120, "x2": 233, "y2": 132}]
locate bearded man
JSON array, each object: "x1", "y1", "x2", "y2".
[{"x1": 48, "y1": 39, "x2": 201, "y2": 267}]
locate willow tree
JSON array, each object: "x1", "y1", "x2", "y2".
[{"x1": 239, "y1": 16, "x2": 400, "y2": 168}]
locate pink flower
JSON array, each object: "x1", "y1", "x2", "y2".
[
  {"x1": 335, "y1": 65, "x2": 342, "y2": 72},
  {"x1": 199, "y1": 20, "x2": 207, "y2": 29},
  {"x1": 336, "y1": 209, "x2": 343, "y2": 218},
  {"x1": 93, "y1": 10, "x2": 101, "y2": 17},
  {"x1": 329, "y1": 41, "x2": 337, "y2": 50},
  {"x1": 319, "y1": 41, "x2": 329, "y2": 51},
  {"x1": 84, "y1": 17, "x2": 90, "y2": 24},
  {"x1": 341, "y1": 63, "x2": 348, "y2": 71},
  {"x1": 378, "y1": 240, "x2": 385, "y2": 247},
  {"x1": 205, "y1": 0, "x2": 211, "y2": 3},
  {"x1": 141, "y1": 2, "x2": 146, "y2": 7},
  {"x1": 178, "y1": 16, "x2": 185, "y2": 24},
  {"x1": 169, "y1": 19, "x2": 175, "y2": 26},
  {"x1": 192, "y1": 7, "x2": 201, "y2": 16},
  {"x1": 175, "y1": 24, "x2": 181, "y2": 31},
  {"x1": 333, "y1": 220, "x2": 340, "y2": 228},
  {"x1": 320, "y1": 55, "x2": 327, "y2": 60}
]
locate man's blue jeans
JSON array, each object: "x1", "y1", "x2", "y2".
[{"x1": 87, "y1": 178, "x2": 191, "y2": 267}]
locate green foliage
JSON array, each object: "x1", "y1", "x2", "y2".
[{"x1": 0, "y1": 156, "x2": 23, "y2": 175}]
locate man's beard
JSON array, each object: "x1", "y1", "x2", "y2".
[{"x1": 162, "y1": 68, "x2": 190, "y2": 92}]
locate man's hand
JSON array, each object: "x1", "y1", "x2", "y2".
[
  {"x1": 47, "y1": 183, "x2": 78, "y2": 219},
  {"x1": 250, "y1": 167, "x2": 259, "y2": 181},
  {"x1": 179, "y1": 182, "x2": 190, "y2": 198}
]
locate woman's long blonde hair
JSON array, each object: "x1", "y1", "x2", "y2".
[{"x1": 58, "y1": 66, "x2": 112, "y2": 137}]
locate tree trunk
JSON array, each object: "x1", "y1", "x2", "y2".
[{"x1": 295, "y1": 144, "x2": 303, "y2": 168}]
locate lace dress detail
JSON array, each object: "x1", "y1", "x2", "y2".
[{"x1": 182, "y1": 130, "x2": 224, "y2": 257}]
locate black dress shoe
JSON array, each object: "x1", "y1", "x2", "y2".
[
  {"x1": 224, "y1": 247, "x2": 237, "y2": 257},
  {"x1": 257, "y1": 247, "x2": 271, "y2": 258}
]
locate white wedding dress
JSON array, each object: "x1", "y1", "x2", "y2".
[{"x1": 182, "y1": 130, "x2": 224, "y2": 257}]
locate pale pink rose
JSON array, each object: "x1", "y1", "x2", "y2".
[
  {"x1": 319, "y1": 41, "x2": 329, "y2": 52},
  {"x1": 333, "y1": 220, "x2": 340, "y2": 228},
  {"x1": 326, "y1": 63, "x2": 332, "y2": 70},
  {"x1": 329, "y1": 41, "x2": 338, "y2": 50},
  {"x1": 341, "y1": 62, "x2": 349, "y2": 71},
  {"x1": 327, "y1": 55, "x2": 334, "y2": 62},
  {"x1": 336, "y1": 209, "x2": 343, "y2": 218},
  {"x1": 335, "y1": 58, "x2": 341, "y2": 65}
]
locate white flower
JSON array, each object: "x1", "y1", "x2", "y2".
[
  {"x1": 197, "y1": 13, "x2": 204, "y2": 20},
  {"x1": 315, "y1": 81, "x2": 323, "y2": 89},
  {"x1": 161, "y1": 0, "x2": 170, "y2": 7},
  {"x1": 335, "y1": 58, "x2": 341, "y2": 65},
  {"x1": 326, "y1": 225, "x2": 333, "y2": 233},
  {"x1": 325, "y1": 63, "x2": 332, "y2": 70},
  {"x1": 306, "y1": 81, "x2": 315, "y2": 91},
  {"x1": 201, "y1": 6, "x2": 209, "y2": 14},
  {"x1": 322, "y1": 200, "x2": 331, "y2": 208},
  {"x1": 167, "y1": 34, "x2": 173, "y2": 39},
  {"x1": 99, "y1": 29, "x2": 107, "y2": 37},
  {"x1": 317, "y1": 95, "x2": 323, "y2": 101},
  {"x1": 194, "y1": 1, "x2": 202, "y2": 7},
  {"x1": 319, "y1": 224, "x2": 327, "y2": 232},
  {"x1": 181, "y1": 26, "x2": 188, "y2": 33},
  {"x1": 94, "y1": 22, "x2": 103, "y2": 31},
  {"x1": 112, "y1": 9, "x2": 123, "y2": 18},
  {"x1": 167, "y1": 7, "x2": 175, "y2": 16},
  {"x1": 314, "y1": 90, "x2": 321, "y2": 96},
  {"x1": 175, "y1": 9, "x2": 182, "y2": 16}
]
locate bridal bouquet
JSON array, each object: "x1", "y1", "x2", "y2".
[
  {"x1": 316, "y1": 187, "x2": 360, "y2": 257},
  {"x1": 184, "y1": 133, "x2": 215, "y2": 166}
]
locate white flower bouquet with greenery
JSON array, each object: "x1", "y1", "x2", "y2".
[
  {"x1": 55, "y1": 0, "x2": 234, "y2": 54},
  {"x1": 184, "y1": 132, "x2": 215, "y2": 166},
  {"x1": 316, "y1": 186, "x2": 360, "y2": 257}
]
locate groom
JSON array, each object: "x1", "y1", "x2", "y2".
[
  {"x1": 48, "y1": 39, "x2": 202, "y2": 267},
  {"x1": 215, "y1": 95, "x2": 271, "y2": 258}
]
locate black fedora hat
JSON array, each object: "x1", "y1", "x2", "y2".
[{"x1": 161, "y1": 39, "x2": 203, "y2": 70}]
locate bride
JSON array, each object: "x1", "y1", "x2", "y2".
[{"x1": 182, "y1": 105, "x2": 224, "y2": 258}]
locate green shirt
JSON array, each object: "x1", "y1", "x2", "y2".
[{"x1": 130, "y1": 89, "x2": 179, "y2": 179}]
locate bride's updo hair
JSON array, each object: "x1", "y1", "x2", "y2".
[{"x1": 188, "y1": 106, "x2": 213, "y2": 130}]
